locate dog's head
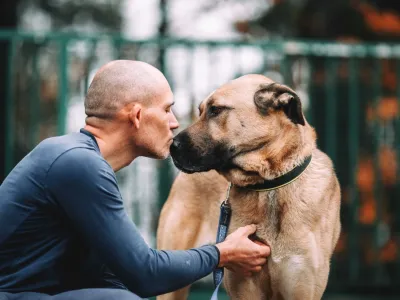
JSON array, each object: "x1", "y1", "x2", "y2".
[{"x1": 170, "y1": 74, "x2": 316, "y2": 186}]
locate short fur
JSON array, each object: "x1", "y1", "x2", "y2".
[{"x1": 157, "y1": 74, "x2": 341, "y2": 300}]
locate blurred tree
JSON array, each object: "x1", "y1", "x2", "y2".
[
  {"x1": 19, "y1": 0, "x2": 122, "y2": 33},
  {"x1": 37, "y1": 0, "x2": 121, "y2": 30},
  {"x1": 235, "y1": 0, "x2": 400, "y2": 41}
]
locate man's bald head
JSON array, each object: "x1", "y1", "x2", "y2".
[{"x1": 84, "y1": 60, "x2": 170, "y2": 119}]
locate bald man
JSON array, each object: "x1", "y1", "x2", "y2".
[{"x1": 0, "y1": 60, "x2": 270, "y2": 300}]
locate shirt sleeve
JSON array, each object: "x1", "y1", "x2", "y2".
[{"x1": 45, "y1": 148, "x2": 219, "y2": 298}]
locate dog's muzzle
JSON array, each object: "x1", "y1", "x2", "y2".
[{"x1": 170, "y1": 132, "x2": 232, "y2": 174}]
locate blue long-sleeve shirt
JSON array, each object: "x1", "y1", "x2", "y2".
[{"x1": 0, "y1": 128, "x2": 219, "y2": 298}]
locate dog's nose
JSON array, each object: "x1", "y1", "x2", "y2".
[{"x1": 171, "y1": 138, "x2": 181, "y2": 150}]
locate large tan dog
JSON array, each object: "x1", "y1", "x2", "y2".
[{"x1": 157, "y1": 74, "x2": 341, "y2": 300}]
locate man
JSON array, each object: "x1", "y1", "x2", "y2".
[{"x1": 0, "y1": 60, "x2": 270, "y2": 299}]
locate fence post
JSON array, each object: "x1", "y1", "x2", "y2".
[
  {"x1": 156, "y1": 0, "x2": 175, "y2": 215},
  {"x1": 325, "y1": 58, "x2": 337, "y2": 165},
  {"x1": 29, "y1": 47, "x2": 41, "y2": 148},
  {"x1": 4, "y1": 37, "x2": 16, "y2": 176},
  {"x1": 348, "y1": 57, "x2": 360, "y2": 282},
  {"x1": 396, "y1": 59, "x2": 400, "y2": 280},
  {"x1": 57, "y1": 38, "x2": 68, "y2": 136},
  {"x1": 371, "y1": 58, "x2": 385, "y2": 284}
]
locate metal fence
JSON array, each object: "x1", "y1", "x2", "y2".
[{"x1": 1, "y1": 30, "x2": 399, "y2": 296}]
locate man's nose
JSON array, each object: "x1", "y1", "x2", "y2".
[{"x1": 170, "y1": 113, "x2": 179, "y2": 130}]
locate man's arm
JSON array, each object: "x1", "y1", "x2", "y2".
[{"x1": 46, "y1": 148, "x2": 220, "y2": 297}]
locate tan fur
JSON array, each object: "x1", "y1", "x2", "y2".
[{"x1": 157, "y1": 74, "x2": 341, "y2": 300}]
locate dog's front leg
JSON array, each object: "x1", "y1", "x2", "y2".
[
  {"x1": 224, "y1": 269, "x2": 270, "y2": 300},
  {"x1": 270, "y1": 254, "x2": 329, "y2": 300}
]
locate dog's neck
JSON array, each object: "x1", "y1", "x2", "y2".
[
  {"x1": 222, "y1": 124, "x2": 316, "y2": 187},
  {"x1": 241, "y1": 155, "x2": 312, "y2": 191}
]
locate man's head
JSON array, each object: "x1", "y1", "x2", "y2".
[{"x1": 84, "y1": 60, "x2": 179, "y2": 160}]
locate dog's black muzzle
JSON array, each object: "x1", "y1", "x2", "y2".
[{"x1": 170, "y1": 131, "x2": 232, "y2": 174}]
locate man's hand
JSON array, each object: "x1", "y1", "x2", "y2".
[{"x1": 215, "y1": 224, "x2": 270, "y2": 277}]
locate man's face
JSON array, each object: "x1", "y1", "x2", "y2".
[{"x1": 139, "y1": 89, "x2": 179, "y2": 159}]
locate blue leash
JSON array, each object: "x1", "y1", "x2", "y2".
[{"x1": 210, "y1": 183, "x2": 232, "y2": 300}]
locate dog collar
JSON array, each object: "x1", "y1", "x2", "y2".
[{"x1": 241, "y1": 155, "x2": 312, "y2": 192}]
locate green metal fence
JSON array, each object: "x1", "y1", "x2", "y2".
[{"x1": 1, "y1": 30, "x2": 399, "y2": 297}]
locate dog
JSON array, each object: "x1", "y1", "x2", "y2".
[{"x1": 157, "y1": 74, "x2": 341, "y2": 300}]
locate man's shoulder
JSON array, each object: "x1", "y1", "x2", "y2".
[
  {"x1": 32, "y1": 132, "x2": 106, "y2": 174},
  {"x1": 44, "y1": 135, "x2": 116, "y2": 193},
  {"x1": 42, "y1": 133, "x2": 112, "y2": 178},
  {"x1": 38, "y1": 132, "x2": 93, "y2": 152}
]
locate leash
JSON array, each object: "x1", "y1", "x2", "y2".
[{"x1": 210, "y1": 183, "x2": 232, "y2": 300}]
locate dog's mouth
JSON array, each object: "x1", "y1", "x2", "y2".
[
  {"x1": 171, "y1": 141, "x2": 268, "y2": 174},
  {"x1": 170, "y1": 135, "x2": 232, "y2": 173},
  {"x1": 171, "y1": 157, "x2": 212, "y2": 174},
  {"x1": 171, "y1": 154, "x2": 232, "y2": 174}
]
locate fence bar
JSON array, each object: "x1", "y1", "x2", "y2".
[
  {"x1": 372, "y1": 58, "x2": 384, "y2": 283},
  {"x1": 396, "y1": 59, "x2": 400, "y2": 280},
  {"x1": 157, "y1": 38, "x2": 174, "y2": 212},
  {"x1": 281, "y1": 54, "x2": 290, "y2": 86},
  {"x1": 325, "y1": 58, "x2": 337, "y2": 164},
  {"x1": 4, "y1": 38, "x2": 17, "y2": 176},
  {"x1": 1, "y1": 30, "x2": 400, "y2": 58},
  {"x1": 29, "y1": 49, "x2": 40, "y2": 148},
  {"x1": 84, "y1": 40, "x2": 98, "y2": 93},
  {"x1": 306, "y1": 58, "x2": 314, "y2": 125},
  {"x1": 348, "y1": 57, "x2": 360, "y2": 281},
  {"x1": 2, "y1": 30, "x2": 400, "y2": 59},
  {"x1": 185, "y1": 43, "x2": 196, "y2": 125},
  {"x1": 113, "y1": 39, "x2": 122, "y2": 60},
  {"x1": 57, "y1": 40, "x2": 68, "y2": 136}
]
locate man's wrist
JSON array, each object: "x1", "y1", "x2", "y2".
[
  {"x1": 215, "y1": 241, "x2": 229, "y2": 268},
  {"x1": 213, "y1": 244, "x2": 221, "y2": 267}
]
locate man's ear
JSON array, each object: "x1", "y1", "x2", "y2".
[
  {"x1": 254, "y1": 83, "x2": 305, "y2": 126},
  {"x1": 129, "y1": 103, "x2": 142, "y2": 129}
]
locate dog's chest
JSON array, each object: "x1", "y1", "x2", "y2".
[{"x1": 229, "y1": 190, "x2": 284, "y2": 243}]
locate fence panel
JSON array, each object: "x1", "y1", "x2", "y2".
[{"x1": 1, "y1": 31, "x2": 399, "y2": 296}]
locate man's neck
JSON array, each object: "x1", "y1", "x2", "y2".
[{"x1": 83, "y1": 125, "x2": 138, "y2": 172}]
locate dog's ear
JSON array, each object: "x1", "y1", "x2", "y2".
[{"x1": 254, "y1": 83, "x2": 305, "y2": 126}]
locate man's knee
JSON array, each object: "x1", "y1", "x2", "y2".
[
  {"x1": 106, "y1": 289, "x2": 145, "y2": 300},
  {"x1": 52, "y1": 288, "x2": 145, "y2": 300},
  {"x1": 0, "y1": 292, "x2": 50, "y2": 300},
  {"x1": 96, "y1": 289, "x2": 145, "y2": 300}
]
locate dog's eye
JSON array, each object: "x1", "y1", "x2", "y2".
[{"x1": 208, "y1": 106, "x2": 224, "y2": 117}]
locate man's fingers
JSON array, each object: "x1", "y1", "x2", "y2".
[
  {"x1": 252, "y1": 240, "x2": 271, "y2": 257},
  {"x1": 252, "y1": 258, "x2": 267, "y2": 266},
  {"x1": 253, "y1": 240, "x2": 266, "y2": 247},
  {"x1": 248, "y1": 258, "x2": 267, "y2": 267},
  {"x1": 237, "y1": 224, "x2": 257, "y2": 237},
  {"x1": 249, "y1": 265, "x2": 263, "y2": 273},
  {"x1": 256, "y1": 244, "x2": 271, "y2": 257}
]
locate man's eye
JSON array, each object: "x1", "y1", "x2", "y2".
[{"x1": 208, "y1": 106, "x2": 224, "y2": 117}]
